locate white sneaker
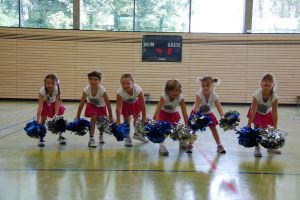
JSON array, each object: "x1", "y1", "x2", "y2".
[
  {"x1": 267, "y1": 149, "x2": 281, "y2": 154},
  {"x1": 133, "y1": 134, "x2": 148, "y2": 143},
  {"x1": 99, "y1": 134, "x2": 105, "y2": 144},
  {"x1": 38, "y1": 140, "x2": 45, "y2": 147},
  {"x1": 88, "y1": 138, "x2": 97, "y2": 148},
  {"x1": 125, "y1": 137, "x2": 133, "y2": 147},
  {"x1": 179, "y1": 141, "x2": 187, "y2": 149},
  {"x1": 159, "y1": 145, "x2": 169, "y2": 156},
  {"x1": 254, "y1": 146, "x2": 262, "y2": 157},
  {"x1": 58, "y1": 136, "x2": 67, "y2": 145}
]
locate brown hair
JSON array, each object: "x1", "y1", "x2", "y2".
[
  {"x1": 164, "y1": 79, "x2": 182, "y2": 94},
  {"x1": 44, "y1": 73, "x2": 60, "y2": 95},
  {"x1": 87, "y1": 71, "x2": 102, "y2": 81},
  {"x1": 198, "y1": 76, "x2": 220, "y2": 85},
  {"x1": 261, "y1": 73, "x2": 276, "y2": 94},
  {"x1": 120, "y1": 73, "x2": 134, "y2": 83}
]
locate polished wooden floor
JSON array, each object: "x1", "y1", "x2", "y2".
[{"x1": 0, "y1": 101, "x2": 299, "y2": 200}]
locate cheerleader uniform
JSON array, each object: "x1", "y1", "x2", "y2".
[
  {"x1": 159, "y1": 93, "x2": 183, "y2": 124},
  {"x1": 39, "y1": 86, "x2": 65, "y2": 118},
  {"x1": 84, "y1": 85, "x2": 107, "y2": 118},
  {"x1": 191, "y1": 90, "x2": 219, "y2": 127},
  {"x1": 117, "y1": 84, "x2": 142, "y2": 117},
  {"x1": 247, "y1": 88, "x2": 277, "y2": 128}
]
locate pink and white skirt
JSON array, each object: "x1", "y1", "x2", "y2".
[
  {"x1": 247, "y1": 108, "x2": 273, "y2": 128},
  {"x1": 159, "y1": 110, "x2": 181, "y2": 125},
  {"x1": 41, "y1": 102, "x2": 65, "y2": 118},
  {"x1": 85, "y1": 103, "x2": 107, "y2": 118},
  {"x1": 122, "y1": 99, "x2": 141, "y2": 116}
]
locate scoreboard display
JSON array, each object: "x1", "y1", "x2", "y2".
[{"x1": 142, "y1": 35, "x2": 182, "y2": 62}]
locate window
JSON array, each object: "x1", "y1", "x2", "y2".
[
  {"x1": 252, "y1": 0, "x2": 300, "y2": 33},
  {"x1": 81, "y1": 0, "x2": 133, "y2": 31},
  {"x1": 135, "y1": 0, "x2": 189, "y2": 32},
  {"x1": 20, "y1": 0, "x2": 73, "y2": 29},
  {"x1": 191, "y1": 0, "x2": 245, "y2": 33},
  {"x1": 0, "y1": 0, "x2": 19, "y2": 27}
]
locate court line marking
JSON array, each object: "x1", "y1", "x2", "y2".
[
  {"x1": 0, "y1": 104, "x2": 76, "y2": 133},
  {"x1": 194, "y1": 143, "x2": 238, "y2": 193},
  {"x1": 0, "y1": 119, "x2": 31, "y2": 131},
  {"x1": 0, "y1": 168, "x2": 299, "y2": 176}
]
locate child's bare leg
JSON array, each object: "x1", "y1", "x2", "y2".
[
  {"x1": 133, "y1": 113, "x2": 140, "y2": 127},
  {"x1": 123, "y1": 115, "x2": 133, "y2": 146},
  {"x1": 209, "y1": 126, "x2": 221, "y2": 145},
  {"x1": 88, "y1": 115, "x2": 97, "y2": 147},
  {"x1": 210, "y1": 126, "x2": 226, "y2": 153},
  {"x1": 97, "y1": 116, "x2": 105, "y2": 143}
]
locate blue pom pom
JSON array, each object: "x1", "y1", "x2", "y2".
[
  {"x1": 188, "y1": 110, "x2": 212, "y2": 132},
  {"x1": 66, "y1": 118, "x2": 91, "y2": 136},
  {"x1": 219, "y1": 110, "x2": 240, "y2": 131},
  {"x1": 144, "y1": 120, "x2": 173, "y2": 143},
  {"x1": 236, "y1": 126, "x2": 262, "y2": 148},
  {"x1": 47, "y1": 116, "x2": 67, "y2": 134},
  {"x1": 111, "y1": 122, "x2": 130, "y2": 141},
  {"x1": 24, "y1": 121, "x2": 47, "y2": 139}
]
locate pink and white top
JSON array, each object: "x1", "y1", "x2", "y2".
[
  {"x1": 196, "y1": 90, "x2": 219, "y2": 114},
  {"x1": 161, "y1": 93, "x2": 183, "y2": 113},
  {"x1": 39, "y1": 86, "x2": 59, "y2": 103},
  {"x1": 253, "y1": 88, "x2": 278, "y2": 115},
  {"x1": 117, "y1": 84, "x2": 142, "y2": 103},
  {"x1": 83, "y1": 85, "x2": 106, "y2": 107}
]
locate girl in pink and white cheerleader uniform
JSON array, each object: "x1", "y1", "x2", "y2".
[
  {"x1": 36, "y1": 73, "x2": 66, "y2": 146},
  {"x1": 191, "y1": 76, "x2": 226, "y2": 154},
  {"x1": 247, "y1": 73, "x2": 279, "y2": 157},
  {"x1": 116, "y1": 73, "x2": 147, "y2": 147},
  {"x1": 76, "y1": 71, "x2": 113, "y2": 148},
  {"x1": 154, "y1": 79, "x2": 188, "y2": 156}
]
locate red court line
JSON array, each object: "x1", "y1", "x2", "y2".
[{"x1": 194, "y1": 143, "x2": 238, "y2": 194}]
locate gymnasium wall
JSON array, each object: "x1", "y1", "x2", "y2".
[{"x1": 0, "y1": 27, "x2": 299, "y2": 104}]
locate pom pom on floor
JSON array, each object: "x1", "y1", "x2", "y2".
[
  {"x1": 144, "y1": 120, "x2": 173, "y2": 143},
  {"x1": 170, "y1": 123, "x2": 197, "y2": 143},
  {"x1": 236, "y1": 126, "x2": 262, "y2": 148},
  {"x1": 24, "y1": 121, "x2": 46, "y2": 139},
  {"x1": 110, "y1": 122, "x2": 130, "y2": 141},
  {"x1": 66, "y1": 118, "x2": 91, "y2": 136},
  {"x1": 47, "y1": 116, "x2": 67, "y2": 134},
  {"x1": 259, "y1": 126, "x2": 286, "y2": 149}
]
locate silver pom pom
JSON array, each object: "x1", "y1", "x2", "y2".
[{"x1": 97, "y1": 117, "x2": 112, "y2": 135}]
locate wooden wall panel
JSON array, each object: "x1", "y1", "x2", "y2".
[{"x1": 0, "y1": 28, "x2": 299, "y2": 104}]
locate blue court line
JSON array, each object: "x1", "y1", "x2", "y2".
[
  {"x1": 0, "y1": 168, "x2": 299, "y2": 176},
  {"x1": 0, "y1": 119, "x2": 31, "y2": 131},
  {"x1": 0, "y1": 105, "x2": 76, "y2": 132}
]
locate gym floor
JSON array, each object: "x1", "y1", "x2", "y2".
[{"x1": 0, "y1": 101, "x2": 299, "y2": 200}]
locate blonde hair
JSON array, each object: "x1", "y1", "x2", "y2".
[
  {"x1": 120, "y1": 73, "x2": 134, "y2": 83},
  {"x1": 44, "y1": 73, "x2": 60, "y2": 95},
  {"x1": 164, "y1": 79, "x2": 182, "y2": 94}
]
